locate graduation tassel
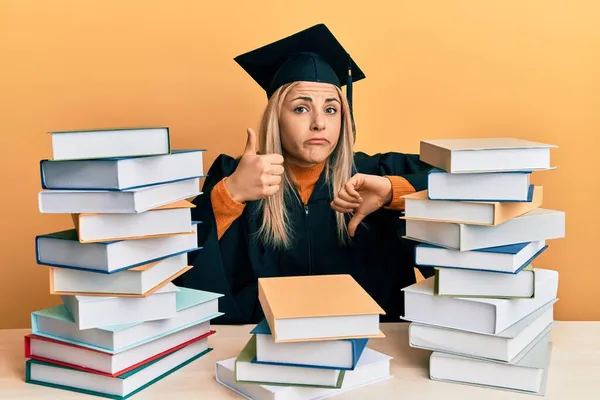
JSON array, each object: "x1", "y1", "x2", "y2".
[{"x1": 347, "y1": 54, "x2": 356, "y2": 142}]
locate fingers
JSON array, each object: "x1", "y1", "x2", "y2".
[
  {"x1": 344, "y1": 179, "x2": 362, "y2": 200},
  {"x1": 337, "y1": 188, "x2": 362, "y2": 204},
  {"x1": 263, "y1": 174, "x2": 282, "y2": 186},
  {"x1": 267, "y1": 164, "x2": 285, "y2": 175},
  {"x1": 348, "y1": 212, "x2": 366, "y2": 237},
  {"x1": 263, "y1": 153, "x2": 284, "y2": 165},
  {"x1": 331, "y1": 196, "x2": 360, "y2": 212},
  {"x1": 243, "y1": 128, "x2": 258, "y2": 156},
  {"x1": 262, "y1": 184, "x2": 281, "y2": 197}
]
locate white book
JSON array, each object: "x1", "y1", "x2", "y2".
[
  {"x1": 409, "y1": 299, "x2": 555, "y2": 362},
  {"x1": 27, "y1": 322, "x2": 212, "y2": 375},
  {"x1": 251, "y1": 320, "x2": 367, "y2": 370},
  {"x1": 427, "y1": 169, "x2": 533, "y2": 201},
  {"x1": 36, "y1": 223, "x2": 199, "y2": 273},
  {"x1": 430, "y1": 333, "x2": 552, "y2": 395},
  {"x1": 49, "y1": 253, "x2": 190, "y2": 296},
  {"x1": 50, "y1": 127, "x2": 170, "y2": 161},
  {"x1": 401, "y1": 268, "x2": 558, "y2": 334},
  {"x1": 74, "y1": 200, "x2": 194, "y2": 243},
  {"x1": 39, "y1": 177, "x2": 201, "y2": 214},
  {"x1": 216, "y1": 347, "x2": 392, "y2": 400},
  {"x1": 26, "y1": 338, "x2": 211, "y2": 398},
  {"x1": 415, "y1": 240, "x2": 547, "y2": 273},
  {"x1": 41, "y1": 149, "x2": 204, "y2": 190},
  {"x1": 404, "y1": 208, "x2": 565, "y2": 251},
  {"x1": 402, "y1": 186, "x2": 542, "y2": 226},
  {"x1": 31, "y1": 287, "x2": 223, "y2": 353},
  {"x1": 435, "y1": 266, "x2": 536, "y2": 298},
  {"x1": 62, "y1": 283, "x2": 179, "y2": 330},
  {"x1": 420, "y1": 138, "x2": 556, "y2": 173}
]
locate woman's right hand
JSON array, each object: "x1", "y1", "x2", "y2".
[{"x1": 225, "y1": 128, "x2": 285, "y2": 203}]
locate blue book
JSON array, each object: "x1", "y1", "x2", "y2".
[
  {"x1": 415, "y1": 240, "x2": 548, "y2": 274},
  {"x1": 35, "y1": 222, "x2": 202, "y2": 274},
  {"x1": 249, "y1": 319, "x2": 368, "y2": 370},
  {"x1": 427, "y1": 167, "x2": 535, "y2": 202},
  {"x1": 41, "y1": 149, "x2": 206, "y2": 191},
  {"x1": 31, "y1": 287, "x2": 223, "y2": 353}
]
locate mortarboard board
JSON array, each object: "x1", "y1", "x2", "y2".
[{"x1": 234, "y1": 24, "x2": 365, "y2": 133}]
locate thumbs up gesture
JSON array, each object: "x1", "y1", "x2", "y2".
[{"x1": 225, "y1": 128, "x2": 285, "y2": 203}]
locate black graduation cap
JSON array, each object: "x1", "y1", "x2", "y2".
[{"x1": 234, "y1": 24, "x2": 365, "y2": 131}]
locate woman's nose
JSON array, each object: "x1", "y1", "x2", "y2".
[{"x1": 310, "y1": 114, "x2": 326, "y2": 131}]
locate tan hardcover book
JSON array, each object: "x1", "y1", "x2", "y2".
[
  {"x1": 72, "y1": 199, "x2": 195, "y2": 243},
  {"x1": 402, "y1": 186, "x2": 542, "y2": 226},
  {"x1": 258, "y1": 274, "x2": 385, "y2": 343},
  {"x1": 420, "y1": 138, "x2": 556, "y2": 173}
]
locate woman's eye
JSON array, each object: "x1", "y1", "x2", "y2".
[
  {"x1": 326, "y1": 107, "x2": 337, "y2": 114},
  {"x1": 294, "y1": 106, "x2": 308, "y2": 113}
]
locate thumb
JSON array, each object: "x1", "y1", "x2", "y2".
[
  {"x1": 243, "y1": 128, "x2": 257, "y2": 156},
  {"x1": 348, "y1": 212, "x2": 366, "y2": 237}
]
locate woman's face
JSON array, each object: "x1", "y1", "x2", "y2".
[{"x1": 279, "y1": 81, "x2": 342, "y2": 167}]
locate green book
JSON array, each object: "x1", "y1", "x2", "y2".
[
  {"x1": 235, "y1": 335, "x2": 345, "y2": 388},
  {"x1": 25, "y1": 341, "x2": 212, "y2": 399}
]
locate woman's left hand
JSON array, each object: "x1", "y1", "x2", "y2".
[{"x1": 331, "y1": 173, "x2": 393, "y2": 237}]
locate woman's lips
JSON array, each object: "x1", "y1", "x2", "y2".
[{"x1": 305, "y1": 138, "x2": 329, "y2": 144}]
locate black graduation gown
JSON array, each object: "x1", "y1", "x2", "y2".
[{"x1": 174, "y1": 151, "x2": 434, "y2": 325}]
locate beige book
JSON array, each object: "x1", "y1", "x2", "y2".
[
  {"x1": 72, "y1": 199, "x2": 195, "y2": 243},
  {"x1": 420, "y1": 138, "x2": 556, "y2": 173},
  {"x1": 258, "y1": 274, "x2": 385, "y2": 343},
  {"x1": 402, "y1": 186, "x2": 542, "y2": 226}
]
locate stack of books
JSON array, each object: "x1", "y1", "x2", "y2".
[
  {"x1": 25, "y1": 127, "x2": 224, "y2": 399},
  {"x1": 400, "y1": 138, "x2": 566, "y2": 396},
  {"x1": 215, "y1": 274, "x2": 393, "y2": 400}
]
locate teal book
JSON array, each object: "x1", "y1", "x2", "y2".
[
  {"x1": 31, "y1": 287, "x2": 223, "y2": 353},
  {"x1": 26, "y1": 337, "x2": 212, "y2": 399}
]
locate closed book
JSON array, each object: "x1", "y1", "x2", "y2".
[
  {"x1": 41, "y1": 149, "x2": 204, "y2": 190},
  {"x1": 38, "y1": 177, "x2": 200, "y2": 214},
  {"x1": 402, "y1": 186, "x2": 542, "y2": 226},
  {"x1": 258, "y1": 274, "x2": 385, "y2": 343},
  {"x1": 427, "y1": 168, "x2": 533, "y2": 201},
  {"x1": 434, "y1": 265, "x2": 536, "y2": 299},
  {"x1": 404, "y1": 208, "x2": 565, "y2": 251},
  {"x1": 25, "y1": 338, "x2": 212, "y2": 400},
  {"x1": 216, "y1": 347, "x2": 392, "y2": 400},
  {"x1": 401, "y1": 268, "x2": 558, "y2": 334},
  {"x1": 419, "y1": 138, "x2": 556, "y2": 173},
  {"x1": 72, "y1": 200, "x2": 195, "y2": 243},
  {"x1": 250, "y1": 319, "x2": 368, "y2": 370},
  {"x1": 48, "y1": 253, "x2": 191, "y2": 297},
  {"x1": 409, "y1": 299, "x2": 555, "y2": 362},
  {"x1": 31, "y1": 287, "x2": 223, "y2": 353},
  {"x1": 415, "y1": 241, "x2": 547, "y2": 274},
  {"x1": 235, "y1": 335, "x2": 345, "y2": 389},
  {"x1": 429, "y1": 333, "x2": 552, "y2": 395},
  {"x1": 62, "y1": 283, "x2": 179, "y2": 330},
  {"x1": 49, "y1": 126, "x2": 170, "y2": 161},
  {"x1": 25, "y1": 326, "x2": 214, "y2": 376},
  {"x1": 36, "y1": 223, "x2": 200, "y2": 274}
]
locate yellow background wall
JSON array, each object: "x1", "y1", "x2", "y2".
[{"x1": 1, "y1": 0, "x2": 598, "y2": 328}]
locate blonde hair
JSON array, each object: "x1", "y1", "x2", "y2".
[{"x1": 253, "y1": 82, "x2": 356, "y2": 249}]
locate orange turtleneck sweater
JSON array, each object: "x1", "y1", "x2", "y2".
[{"x1": 210, "y1": 162, "x2": 416, "y2": 239}]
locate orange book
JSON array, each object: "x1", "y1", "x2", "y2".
[
  {"x1": 72, "y1": 199, "x2": 195, "y2": 243},
  {"x1": 402, "y1": 186, "x2": 543, "y2": 226},
  {"x1": 258, "y1": 274, "x2": 385, "y2": 343}
]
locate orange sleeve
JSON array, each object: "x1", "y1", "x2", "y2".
[
  {"x1": 383, "y1": 176, "x2": 416, "y2": 210},
  {"x1": 211, "y1": 177, "x2": 246, "y2": 240}
]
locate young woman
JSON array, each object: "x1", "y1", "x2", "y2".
[{"x1": 176, "y1": 24, "x2": 434, "y2": 324}]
